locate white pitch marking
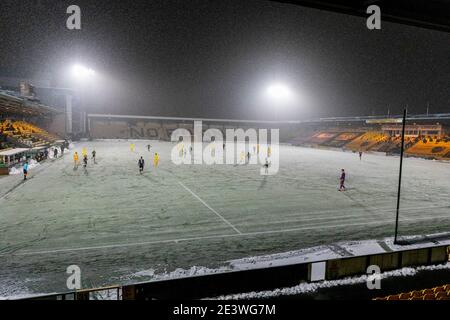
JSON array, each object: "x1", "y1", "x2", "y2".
[
  {"x1": 178, "y1": 181, "x2": 242, "y2": 234},
  {"x1": 240, "y1": 204, "x2": 450, "y2": 226},
  {"x1": 4, "y1": 212, "x2": 450, "y2": 257}
]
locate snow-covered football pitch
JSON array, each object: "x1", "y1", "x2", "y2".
[{"x1": 0, "y1": 140, "x2": 449, "y2": 298}]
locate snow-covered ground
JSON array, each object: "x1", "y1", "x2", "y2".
[{"x1": 0, "y1": 140, "x2": 449, "y2": 298}]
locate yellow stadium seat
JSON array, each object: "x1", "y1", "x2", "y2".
[
  {"x1": 423, "y1": 294, "x2": 435, "y2": 300},
  {"x1": 398, "y1": 293, "x2": 411, "y2": 300}
]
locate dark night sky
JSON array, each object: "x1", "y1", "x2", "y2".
[{"x1": 0, "y1": 0, "x2": 448, "y2": 120}]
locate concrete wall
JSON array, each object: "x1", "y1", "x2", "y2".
[{"x1": 27, "y1": 244, "x2": 450, "y2": 300}]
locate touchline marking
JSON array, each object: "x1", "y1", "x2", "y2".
[
  {"x1": 6, "y1": 212, "x2": 450, "y2": 257},
  {"x1": 228, "y1": 203, "x2": 450, "y2": 224},
  {"x1": 178, "y1": 181, "x2": 242, "y2": 234},
  {"x1": 242, "y1": 205, "x2": 450, "y2": 227},
  {"x1": 0, "y1": 160, "x2": 61, "y2": 201},
  {"x1": 0, "y1": 179, "x2": 27, "y2": 200}
]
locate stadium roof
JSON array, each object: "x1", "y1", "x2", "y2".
[
  {"x1": 88, "y1": 113, "x2": 450, "y2": 124},
  {"x1": 0, "y1": 148, "x2": 30, "y2": 157},
  {"x1": 0, "y1": 90, "x2": 60, "y2": 117},
  {"x1": 275, "y1": 0, "x2": 450, "y2": 32}
]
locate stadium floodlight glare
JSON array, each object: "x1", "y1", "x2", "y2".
[
  {"x1": 71, "y1": 64, "x2": 96, "y2": 80},
  {"x1": 266, "y1": 83, "x2": 293, "y2": 104}
]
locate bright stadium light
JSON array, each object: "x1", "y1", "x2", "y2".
[
  {"x1": 71, "y1": 64, "x2": 96, "y2": 80},
  {"x1": 266, "y1": 83, "x2": 294, "y2": 103}
]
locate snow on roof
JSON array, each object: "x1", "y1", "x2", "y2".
[{"x1": 31, "y1": 146, "x2": 47, "y2": 151}]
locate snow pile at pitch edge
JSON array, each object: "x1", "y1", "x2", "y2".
[
  {"x1": 123, "y1": 266, "x2": 231, "y2": 282},
  {"x1": 154, "y1": 266, "x2": 231, "y2": 280},
  {"x1": 8, "y1": 167, "x2": 21, "y2": 175},
  {"x1": 9, "y1": 159, "x2": 40, "y2": 175},
  {"x1": 48, "y1": 147, "x2": 61, "y2": 159},
  {"x1": 227, "y1": 236, "x2": 450, "y2": 271},
  {"x1": 214, "y1": 262, "x2": 450, "y2": 300}
]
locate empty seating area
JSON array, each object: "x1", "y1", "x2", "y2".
[
  {"x1": 286, "y1": 126, "x2": 450, "y2": 160},
  {"x1": 406, "y1": 136, "x2": 450, "y2": 159},
  {"x1": 0, "y1": 119, "x2": 59, "y2": 149},
  {"x1": 374, "y1": 284, "x2": 450, "y2": 300},
  {"x1": 0, "y1": 142, "x2": 14, "y2": 149},
  {"x1": 280, "y1": 126, "x2": 450, "y2": 160},
  {"x1": 16, "y1": 120, "x2": 59, "y2": 141},
  {"x1": 344, "y1": 131, "x2": 388, "y2": 151},
  {"x1": 370, "y1": 136, "x2": 401, "y2": 153},
  {"x1": 306, "y1": 132, "x2": 339, "y2": 144},
  {"x1": 321, "y1": 132, "x2": 364, "y2": 148},
  {"x1": 288, "y1": 131, "x2": 320, "y2": 145}
]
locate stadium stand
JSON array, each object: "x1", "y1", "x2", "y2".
[
  {"x1": 406, "y1": 135, "x2": 450, "y2": 159},
  {"x1": 321, "y1": 132, "x2": 364, "y2": 148},
  {"x1": 0, "y1": 130, "x2": 13, "y2": 149},
  {"x1": 0, "y1": 88, "x2": 61, "y2": 151},
  {"x1": 374, "y1": 284, "x2": 450, "y2": 300},
  {"x1": 0, "y1": 90, "x2": 59, "y2": 117},
  {"x1": 0, "y1": 119, "x2": 59, "y2": 148},
  {"x1": 344, "y1": 131, "x2": 388, "y2": 151},
  {"x1": 287, "y1": 131, "x2": 318, "y2": 145},
  {"x1": 88, "y1": 120, "x2": 130, "y2": 139},
  {"x1": 368, "y1": 136, "x2": 416, "y2": 154},
  {"x1": 87, "y1": 114, "x2": 450, "y2": 162},
  {"x1": 306, "y1": 131, "x2": 339, "y2": 145}
]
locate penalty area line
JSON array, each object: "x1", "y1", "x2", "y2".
[{"x1": 178, "y1": 181, "x2": 242, "y2": 234}]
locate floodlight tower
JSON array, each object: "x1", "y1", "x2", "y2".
[
  {"x1": 266, "y1": 83, "x2": 295, "y2": 121},
  {"x1": 70, "y1": 64, "x2": 96, "y2": 136}
]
